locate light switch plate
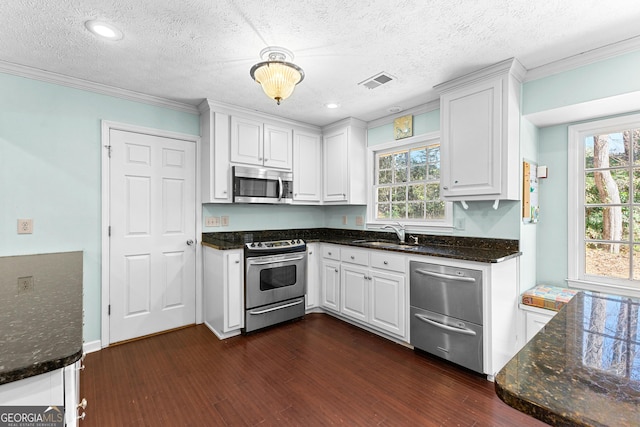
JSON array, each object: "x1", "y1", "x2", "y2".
[
  {"x1": 342, "y1": 215, "x2": 348, "y2": 225},
  {"x1": 355, "y1": 216, "x2": 364, "y2": 226},
  {"x1": 17, "y1": 219, "x2": 33, "y2": 234}
]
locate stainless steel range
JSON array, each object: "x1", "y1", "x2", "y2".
[{"x1": 243, "y1": 238, "x2": 307, "y2": 333}]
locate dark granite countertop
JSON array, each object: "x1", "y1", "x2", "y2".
[
  {"x1": 0, "y1": 251, "x2": 84, "y2": 385},
  {"x1": 495, "y1": 291, "x2": 640, "y2": 426},
  {"x1": 202, "y1": 228, "x2": 520, "y2": 263}
]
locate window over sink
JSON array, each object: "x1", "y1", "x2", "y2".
[{"x1": 367, "y1": 132, "x2": 452, "y2": 230}]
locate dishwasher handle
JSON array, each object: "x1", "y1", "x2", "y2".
[
  {"x1": 414, "y1": 268, "x2": 476, "y2": 283},
  {"x1": 414, "y1": 313, "x2": 477, "y2": 336}
]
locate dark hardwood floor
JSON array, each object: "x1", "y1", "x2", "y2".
[{"x1": 81, "y1": 314, "x2": 546, "y2": 426}]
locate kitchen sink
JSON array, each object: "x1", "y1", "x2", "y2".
[{"x1": 351, "y1": 240, "x2": 422, "y2": 250}]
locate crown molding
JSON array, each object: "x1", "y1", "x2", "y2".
[
  {"x1": 0, "y1": 60, "x2": 200, "y2": 115},
  {"x1": 524, "y1": 35, "x2": 640, "y2": 82}
]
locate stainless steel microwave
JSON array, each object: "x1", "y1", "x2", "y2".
[{"x1": 232, "y1": 166, "x2": 293, "y2": 204}]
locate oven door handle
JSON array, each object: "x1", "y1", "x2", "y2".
[
  {"x1": 277, "y1": 176, "x2": 283, "y2": 201},
  {"x1": 247, "y1": 255, "x2": 305, "y2": 265},
  {"x1": 414, "y1": 314, "x2": 477, "y2": 336},
  {"x1": 249, "y1": 299, "x2": 304, "y2": 315}
]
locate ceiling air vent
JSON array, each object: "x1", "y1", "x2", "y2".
[{"x1": 358, "y1": 72, "x2": 395, "y2": 89}]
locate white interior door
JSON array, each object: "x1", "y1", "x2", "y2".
[{"x1": 109, "y1": 129, "x2": 196, "y2": 344}]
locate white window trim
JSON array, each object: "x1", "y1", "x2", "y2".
[
  {"x1": 568, "y1": 112, "x2": 640, "y2": 299},
  {"x1": 366, "y1": 131, "x2": 453, "y2": 233}
]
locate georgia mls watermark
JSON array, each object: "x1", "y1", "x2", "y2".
[{"x1": 0, "y1": 406, "x2": 64, "y2": 427}]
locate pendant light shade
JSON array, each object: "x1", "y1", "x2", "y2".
[{"x1": 250, "y1": 47, "x2": 304, "y2": 105}]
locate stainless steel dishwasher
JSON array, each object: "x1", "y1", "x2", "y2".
[{"x1": 410, "y1": 261, "x2": 483, "y2": 373}]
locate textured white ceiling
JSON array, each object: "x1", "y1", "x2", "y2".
[{"x1": 2, "y1": 0, "x2": 640, "y2": 126}]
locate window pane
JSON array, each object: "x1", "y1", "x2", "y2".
[
  {"x1": 426, "y1": 201, "x2": 445, "y2": 219},
  {"x1": 392, "y1": 186, "x2": 406, "y2": 201},
  {"x1": 379, "y1": 154, "x2": 392, "y2": 170},
  {"x1": 408, "y1": 184, "x2": 425, "y2": 201},
  {"x1": 409, "y1": 148, "x2": 426, "y2": 181},
  {"x1": 626, "y1": 129, "x2": 640, "y2": 165},
  {"x1": 634, "y1": 245, "x2": 640, "y2": 280},
  {"x1": 425, "y1": 183, "x2": 440, "y2": 201},
  {"x1": 585, "y1": 207, "x2": 625, "y2": 241},
  {"x1": 378, "y1": 170, "x2": 392, "y2": 184},
  {"x1": 427, "y1": 162, "x2": 440, "y2": 180},
  {"x1": 395, "y1": 167, "x2": 407, "y2": 183},
  {"x1": 585, "y1": 243, "x2": 629, "y2": 279},
  {"x1": 408, "y1": 202, "x2": 425, "y2": 219},
  {"x1": 377, "y1": 187, "x2": 390, "y2": 202},
  {"x1": 391, "y1": 203, "x2": 406, "y2": 219},
  {"x1": 585, "y1": 170, "x2": 628, "y2": 204},
  {"x1": 427, "y1": 147, "x2": 440, "y2": 163},
  {"x1": 377, "y1": 203, "x2": 390, "y2": 219},
  {"x1": 394, "y1": 152, "x2": 407, "y2": 169},
  {"x1": 585, "y1": 133, "x2": 629, "y2": 168},
  {"x1": 634, "y1": 171, "x2": 640, "y2": 203}
]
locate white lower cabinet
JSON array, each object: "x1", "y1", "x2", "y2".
[
  {"x1": 341, "y1": 264, "x2": 369, "y2": 322},
  {"x1": 0, "y1": 360, "x2": 84, "y2": 426},
  {"x1": 204, "y1": 246, "x2": 244, "y2": 338},
  {"x1": 321, "y1": 245, "x2": 407, "y2": 340},
  {"x1": 306, "y1": 243, "x2": 320, "y2": 310},
  {"x1": 521, "y1": 304, "x2": 556, "y2": 343}
]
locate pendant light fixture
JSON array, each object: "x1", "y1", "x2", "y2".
[{"x1": 250, "y1": 47, "x2": 304, "y2": 105}]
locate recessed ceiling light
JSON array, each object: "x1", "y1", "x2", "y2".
[
  {"x1": 85, "y1": 20, "x2": 123, "y2": 41},
  {"x1": 325, "y1": 103, "x2": 340, "y2": 109},
  {"x1": 388, "y1": 106, "x2": 403, "y2": 113}
]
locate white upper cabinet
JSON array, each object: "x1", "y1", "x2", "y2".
[
  {"x1": 230, "y1": 116, "x2": 292, "y2": 170},
  {"x1": 200, "y1": 100, "x2": 231, "y2": 203},
  {"x1": 322, "y1": 118, "x2": 367, "y2": 204},
  {"x1": 435, "y1": 58, "x2": 525, "y2": 201},
  {"x1": 293, "y1": 130, "x2": 322, "y2": 203},
  {"x1": 264, "y1": 123, "x2": 293, "y2": 169}
]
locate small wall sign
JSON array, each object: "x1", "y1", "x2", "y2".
[{"x1": 393, "y1": 114, "x2": 413, "y2": 140}]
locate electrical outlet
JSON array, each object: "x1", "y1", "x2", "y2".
[
  {"x1": 342, "y1": 215, "x2": 348, "y2": 225},
  {"x1": 17, "y1": 276, "x2": 34, "y2": 293},
  {"x1": 205, "y1": 216, "x2": 220, "y2": 227},
  {"x1": 221, "y1": 216, "x2": 229, "y2": 226},
  {"x1": 355, "y1": 216, "x2": 364, "y2": 226},
  {"x1": 17, "y1": 219, "x2": 33, "y2": 234}
]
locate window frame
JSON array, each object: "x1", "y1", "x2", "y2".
[
  {"x1": 366, "y1": 132, "x2": 453, "y2": 231},
  {"x1": 568, "y1": 113, "x2": 640, "y2": 298}
]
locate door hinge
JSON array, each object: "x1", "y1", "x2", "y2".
[
  {"x1": 104, "y1": 145, "x2": 112, "y2": 158},
  {"x1": 108, "y1": 226, "x2": 111, "y2": 236},
  {"x1": 108, "y1": 304, "x2": 111, "y2": 316}
]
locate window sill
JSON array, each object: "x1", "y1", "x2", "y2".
[{"x1": 566, "y1": 278, "x2": 640, "y2": 299}]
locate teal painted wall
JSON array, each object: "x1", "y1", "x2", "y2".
[
  {"x1": 0, "y1": 72, "x2": 199, "y2": 344},
  {"x1": 523, "y1": 50, "x2": 640, "y2": 116},
  {"x1": 525, "y1": 51, "x2": 640, "y2": 287}
]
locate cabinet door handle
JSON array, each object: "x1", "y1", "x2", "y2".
[
  {"x1": 383, "y1": 261, "x2": 388, "y2": 265},
  {"x1": 235, "y1": 260, "x2": 240, "y2": 264},
  {"x1": 443, "y1": 186, "x2": 448, "y2": 190},
  {"x1": 334, "y1": 268, "x2": 339, "y2": 272},
  {"x1": 350, "y1": 255, "x2": 355, "y2": 260},
  {"x1": 328, "y1": 252, "x2": 332, "y2": 256},
  {"x1": 309, "y1": 251, "x2": 313, "y2": 255}
]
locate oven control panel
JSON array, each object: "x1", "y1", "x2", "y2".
[{"x1": 245, "y1": 239, "x2": 305, "y2": 251}]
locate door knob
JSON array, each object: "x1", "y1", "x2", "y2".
[{"x1": 186, "y1": 240, "x2": 194, "y2": 246}]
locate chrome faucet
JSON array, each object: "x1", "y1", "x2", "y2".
[{"x1": 383, "y1": 222, "x2": 405, "y2": 243}]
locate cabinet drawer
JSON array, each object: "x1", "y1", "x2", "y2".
[
  {"x1": 370, "y1": 251, "x2": 405, "y2": 273},
  {"x1": 322, "y1": 245, "x2": 340, "y2": 261},
  {"x1": 341, "y1": 248, "x2": 369, "y2": 266}
]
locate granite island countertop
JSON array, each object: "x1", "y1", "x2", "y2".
[
  {"x1": 0, "y1": 251, "x2": 84, "y2": 385},
  {"x1": 202, "y1": 228, "x2": 520, "y2": 263},
  {"x1": 495, "y1": 291, "x2": 640, "y2": 426}
]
